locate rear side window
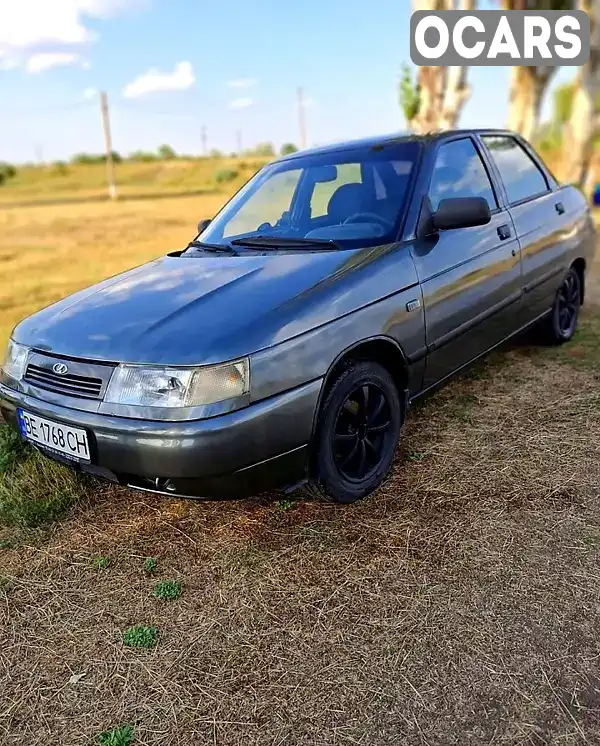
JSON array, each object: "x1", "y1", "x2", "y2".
[
  {"x1": 428, "y1": 138, "x2": 497, "y2": 212},
  {"x1": 482, "y1": 135, "x2": 549, "y2": 205}
]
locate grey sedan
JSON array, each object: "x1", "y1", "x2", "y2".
[{"x1": 0, "y1": 129, "x2": 595, "y2": 503}]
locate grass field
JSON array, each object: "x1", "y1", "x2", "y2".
[
  {"x1": 0, "y1": 192, "x2": 236, "y2": 347},
  {"x1": 0, "y1": 193, "x2": 600, "y2": 744},
  {"x1": 0, "y1": 158, "x2": 268, "y2": 205}
]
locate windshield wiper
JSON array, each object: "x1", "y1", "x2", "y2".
[
  {"x1": 230, "y1": 235, "x2": 342, "y2": 251},
  {"x1": 185, "y1": 240, "x2": 238, "y2": 255}
]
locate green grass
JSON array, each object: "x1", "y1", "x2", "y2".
[
  {"x1": 122, "y1": 625, "x2": 158, "y2": 649},
  {"x1": 91, "y1": 555, "x2": 111, "y2": 570},
  {"x1": 545, "y1": 313, "x2": 600, "y2": 370},
  {"x1": 276, "y1": 499, "x2": 297, "y2": 512},
  {"x1": 407, "y1": 450, "x2": 427, "y2": 462},
  {"x1": 0, "y1": 426, "x2": 88, "y2": 527},
  {"x1": 0, "y1": 425, "x2": 30, "y2": 474},
  {"x1": 96, "y1": 724, "x2": 134, "y2": 746},
  {"x1": 143, "y1": 557, "x2": 158, "y2": 574},
  {"x1": 153, "y1": 580, "x2": 182, "y2": 601}
]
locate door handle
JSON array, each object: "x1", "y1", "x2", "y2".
[
  {"x1": 555, "y1": 202, "x2": 565, "y2": 215},
  {"x1": 497, "y1": 224, "x2": 511, "y2": 241}
]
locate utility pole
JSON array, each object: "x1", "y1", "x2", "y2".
[
  {"x1": 201, "y1": 125, "x2": 207, "y2": 156},
  {"x1": 236, "y1": 129, "x2": 243, "y2": 154},
  {"x1": 34, "y1": 144, "x2": 43, "y2": 165},
  {"x1": 100, "y1": 91, "x2": 117, "y2": 200},
  {"x1": 297, "y1": 87, "x2": 307, "y2": 150}
]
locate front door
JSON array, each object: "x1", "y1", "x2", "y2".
[{"x1": 410, "y1": 137, "x2": 522, "y2": 389}]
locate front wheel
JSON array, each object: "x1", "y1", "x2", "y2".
[
  {"x1": 306, "y1": 361, "x2": 403, "y2": 504},
  {"x1": 541, "y1": 267, "x2": 582, "y2": 345}
]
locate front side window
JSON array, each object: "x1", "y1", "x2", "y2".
[
  {"x1": 482, "y1": 135, "x2": 549, "y2": 204},
  {"x1": 199, "y1": 142, "x2": 420, "y2": 249},
  {"x1": 428, "y1": 138, "x2": 497, "y2": 212}
]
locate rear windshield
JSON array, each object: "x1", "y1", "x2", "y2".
[{"x1": 200, "y1": 142, "x2": 421, "y2": 249}]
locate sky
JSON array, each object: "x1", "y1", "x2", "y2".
[{"x1": 0, "y1": 0, "x2": 576, "y2": 163}]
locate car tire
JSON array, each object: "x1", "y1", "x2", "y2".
[
  {"x1": 305, "y1": 361, "x2": 403, "y2": 504},
  {"x1": 540, "y1": 266, "x2": 582, "y2": 345}
]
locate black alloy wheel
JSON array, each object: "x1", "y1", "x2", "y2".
[
  {"x1": 542, "y1": 266, "x2": 582, "y2": 344},
  {"x1": 556, "y1": 269, "x2": 581, "y2": 339},
  {"x1": 307, "y1": 361, "x2": 403, "y2": 504},
  {"x1": 333, "y1": 383, "x2": 393, "y2": 482}
]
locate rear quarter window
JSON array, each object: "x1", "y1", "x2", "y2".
[{"x1": 482, "y1": 135, "x2": 549, "y2": 205}]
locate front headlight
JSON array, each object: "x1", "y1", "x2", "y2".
[
  {"x1": 1, "y1": 339, "x2": 29, "y2": 383},
  {"x1": 104, "y1": 359, "x2": 250, "y2": 409}
]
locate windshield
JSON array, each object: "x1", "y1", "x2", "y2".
[{"x1": 200, "y1": 141, "x2": 420, "y2": 249}]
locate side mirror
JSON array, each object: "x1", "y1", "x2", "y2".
[
  {"x1": 431, "y1": 197, "x2": 491, "y2": 231},
  {"x1": 197, "y1": 218, "x2": 212, "y2": 235}
]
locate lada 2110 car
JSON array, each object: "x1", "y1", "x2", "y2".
[{"x1": 0, "y1": 130, "x2": 594, "y2": 503}]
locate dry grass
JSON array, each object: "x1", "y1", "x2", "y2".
[{"x1": 0, "y1": 198, "x2": 599, "y2": 744}]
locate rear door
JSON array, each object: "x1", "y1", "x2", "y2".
[
  {"x1": 480, "y1": 134, "x2": 569, "y2": 325},
  {"x1": 410, "y1": 136, "x2": 522, "y2": 389}
]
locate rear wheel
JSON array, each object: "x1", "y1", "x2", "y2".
[
  {"x1": 541, "y1": 267, "x2": 582, "y2": 345},
  {"x1": 306, "y1": 361, "x2": 403, "y2": 504}
]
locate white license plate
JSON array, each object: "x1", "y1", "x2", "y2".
[{"x1": 17, "y1": 409, "x2": 90, "y2": 462}]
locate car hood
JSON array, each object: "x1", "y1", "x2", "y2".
[{"x1": 14, "y1": 248, "x2": 403, "y2": 365}]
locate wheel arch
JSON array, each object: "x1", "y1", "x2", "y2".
[
  {"x1": 571, "y1": 257, "x2": 586, "y2": 305},
  {"x1": 310, "y1": 335, "x2": 410, "y2": 441}
]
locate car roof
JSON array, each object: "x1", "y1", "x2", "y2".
[{"x1": 273, "y1": 129, "x2": 519, "y2": 163}]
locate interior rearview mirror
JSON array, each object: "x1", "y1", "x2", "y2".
[
  {"x1": 431, "y1": 197, "x2": 491, "y2": 231},
  {"x1": 197, "y1": 218, "x2": 212, "y2": 235}
]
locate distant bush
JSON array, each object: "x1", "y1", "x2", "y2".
[
  {"x1": 71, "y1": 151, "x2": 122, "y2": 165},
  {"x1": 280, "y1": 143, "x2": 298, "y2": 156},
  {"x1": 129, "y1": 150, "x2": 158, "y2": 162},
  {"x1": 50, "y1": 161, "x2": 69, "y2": 175},
  {"x1": 0, "y1": 162, "x2": 17, "y2": 185},
  {"x1": 215, "y1": 168, "x2": 238, "y2": 184},
  {"x1": 251, "y1": 142, "x2": 275, "y2": 157},
  {"x1": 209, "y1": 148, "x2": 224, "y2": 158},
  {"x1": 157, "y1": 143, "x2": 177, "y2": 160}
]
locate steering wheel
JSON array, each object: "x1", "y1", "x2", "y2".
[{"x1": 343, "y1": 212, "x2": 392, "y2": 230}]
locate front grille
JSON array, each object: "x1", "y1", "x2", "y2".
[{"x1": 24, "y1": 364, "x2": 103, "y2": 400}]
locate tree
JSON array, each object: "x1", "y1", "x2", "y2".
[
  {"x1": 553, "y1": 81, "x2": 576, "y2": 127},
  {"x1": 408, "y1": 0, "x2": 475, "y2": 133},
  {"x1": 503, "y1": 0, "x2": 573, "y2": 141},
  {"x1": 0, "y1": 162, "x2": 16, "y2": 185},
  {"x1": 157, "y1": 143, "x2": 177, "y2": 160},
  {"x1": 253, "y1": 142, "x2": 276, "y2": 157},
  {"x1": 563, "y1": 0, "x2": 600, "y2": 190},
  {"x1": 398, "y1": 64, "x2": 421, "y2": 129},
  {"x1": 280, "y1": 143, "x2": 298, "y2": 156}
]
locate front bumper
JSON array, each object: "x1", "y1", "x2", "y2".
[{"x1": 0, "y1": 379, "x2": 322, "y2": 498}]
